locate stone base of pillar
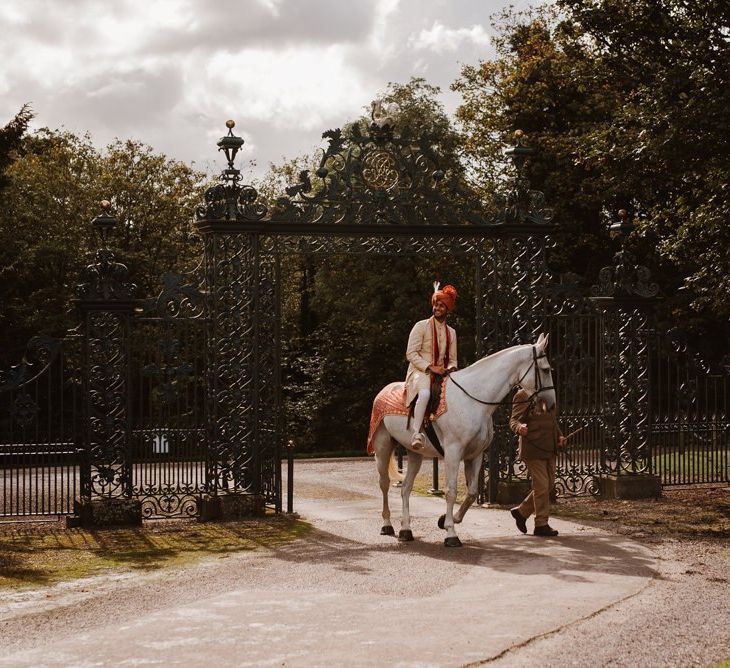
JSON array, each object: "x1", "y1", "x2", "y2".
[
  {"x1": 495, "y1": 480, "x2": 531, "y2": 506},
  {"x1": 72, "y1": 497, "x2": 143, "y2": 527},
  {"x1": 595, "y1": 473, "x2": 662, "y2": 500},
  {"x1": 198, "y1": 493, "x2": 266, "y2": 521}
]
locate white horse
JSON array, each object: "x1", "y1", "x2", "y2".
[{"x1": 371, "y1": 333, "x2": 555, "y2": 547}]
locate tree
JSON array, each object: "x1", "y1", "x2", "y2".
[
  {"x1": 555, "y1": 0, "x2": 730, "y2": 324},
  {"x1": 96, "y1": 139, "x2": 206, "y2": 297},
  {"x1": 453, "y1": 7, "x2": 623, "y2": 279},
  {"x1": 452, "y1": 0, "x2": 730, "y2": 335},
  {"x1": 0, "y1": 105, "x2": 33, "y2": 194},
  {"x1": 0, "y1": 128, "x2": 207, "y2": 367}
]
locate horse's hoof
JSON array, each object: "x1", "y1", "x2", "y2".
[
  {"x1": 444, "y1": 536, "x2": 463, "y2": 548},
  {"x1": 437, "y1": 514, "x2": 446, "y2": 530},
  {"x1": 380, "y1": 525, "x2": 395, "y2": 536},
  {"x1": 398, "y1": 529, "x2": 414, "y2": 542}
]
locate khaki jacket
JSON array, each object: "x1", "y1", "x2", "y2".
[
  {"x1": 509, "y1": 388, "x2": 563, "y2": 460},
  {"x1": 404, "y1": 317, "x2": 457, "y2": 406}
]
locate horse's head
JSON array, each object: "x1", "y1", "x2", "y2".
[{"x1": 517, "y1": 333, "x2": 556, "y2": 411}]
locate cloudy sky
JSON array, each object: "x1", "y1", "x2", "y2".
[{"x1": 0, "y1": 0, "x2": 535, "y2": 179}]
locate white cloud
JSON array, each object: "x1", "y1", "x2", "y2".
[
  {"x1": 0, "y1": 0, "x2": 517, "y2": 176},
  {"x1": 190, "y1": 45, "x2": 370, "y2": 131},
  {"x1": 408, "y1": 21, "x2": 491, "y2": 54}
]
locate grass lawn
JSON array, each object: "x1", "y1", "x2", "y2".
[
  {"x1": 653, "y1": 449, "x2": 729, "y2": 482},
  {"x1": 0, "y1": 515, "x2": 310, "y2": 590}
]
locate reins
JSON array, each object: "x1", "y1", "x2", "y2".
[{"x1": 447, "y1": 345, "x2": 555, "y2": 407}]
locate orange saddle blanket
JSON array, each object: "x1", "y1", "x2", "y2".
[{"x1": 366, "y1": 380, "x2": 448, "y2": 454}]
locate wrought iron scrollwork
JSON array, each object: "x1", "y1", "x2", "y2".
[
  {"x1": 77, "y1": 248, "x2": 136, "y2": 301},
  {"x1": 9, "y1": 393, "x2": 39, "y2": 427},
  {"x1": 592, "y1": 249, "x2": 659, "y2": 299},
  {"x1": 198, "y1": 182, "x2": 268, "y2": 223},
  {"x1": 86, "y1": 310, "x2": 131, "y2": 497},
  {"x1": 0, "y1": 335, "x2": 62, "y2": 392},
  {"x1": 269, "y1": 118, "x2": 486, "y2": 226},
  {"x1": 142, "y1": 338, "x2": 194, "y2": 405},
  {"x1": 138, "y1": 270, "x2": 206, "y2": 320}
]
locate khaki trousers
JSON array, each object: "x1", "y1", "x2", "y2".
[{"x1": 518, "y1": 457, "x2": 556, "y2": 528}]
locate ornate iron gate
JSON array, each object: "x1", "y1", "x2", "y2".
[
  {"x1": 130, "y1": 269, "x2": 208, "y2": 518},
  {"x1": 2, "y1": 112, "x2": 728, "y2": 519},
  {"x1": 0, "y1": 335, "x2": 82, "y2": 516}
]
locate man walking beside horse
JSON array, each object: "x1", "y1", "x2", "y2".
[{"x1": 509, "y1": 390, "x2": 567, "y2": 536}]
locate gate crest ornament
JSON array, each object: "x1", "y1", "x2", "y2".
[
  {"x1": 198, "y1": 117, "x2": 555, "y2": 228},
  {"x1": 362, "y1": 149, "x2": 399, "y2": 191}
]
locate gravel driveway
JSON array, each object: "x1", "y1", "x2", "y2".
[{"x1": 0, "y1": 458, "x2": 727, "y2": 667}]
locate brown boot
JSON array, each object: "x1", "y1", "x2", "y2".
[
  {"x1": 510, "y1": 508, "x2": 527, "y2": 534},
  {"x1": 534, "y1": 524, "x2": 559, "y2": 537}
]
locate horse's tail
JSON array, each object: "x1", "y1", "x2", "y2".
[{"x1": 388, "y1": 449, "x2": 403, "y2": 482}]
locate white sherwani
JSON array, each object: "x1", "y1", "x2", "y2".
[{"x1": 404, "y1": 317, "x2": 458, "y2": 406}]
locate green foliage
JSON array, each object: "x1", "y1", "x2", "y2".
[
  {"x1": 282, "y1": 255, "x2": 476, "y2": 454},
  {"x1": 0, "y1": 128, "x2": 207, "y2": 367},
  {"x1": 453, "y1": 0, "x2": 730, "y2": 330},
  {"x1": 652, "y1": 449, "x2": 729, "y2": 480}
]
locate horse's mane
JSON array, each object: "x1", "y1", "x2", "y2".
[{"x1": 461, "y1": 343, "x2": 526, "y2": 372}]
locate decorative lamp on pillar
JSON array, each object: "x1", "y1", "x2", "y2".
[
  {"x1": 77, "y1": 201, "x2": 136, "y2": 302},
  {"x1": 610, "y1": 208, "x2": 634, "y2": 238},
  {"x1": 92, "y1": 199, "x2": 117, "y2": 249},
  {"x1": 504, "y1": 129, "x2": 534, "y2": 173},
  {"x1": 501, "y1": 130, "x2": 553, "y2": 225},
  {"x1": 217, "y1": 120, "x2": 245, "y2": 173},
  {"x1": 196, "y1": 121, "x2": 266, "y2": 223}
]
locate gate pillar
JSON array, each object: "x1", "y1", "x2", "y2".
[
  {"x1": 75, "y1": 202, "x2": 141, "y2": 525},
  {"x1": 195, "y1": 122, "x2": 279, "y2": 518},
  {"x1": 590, "y1": 210, "x2": 661, "y2": 499}
]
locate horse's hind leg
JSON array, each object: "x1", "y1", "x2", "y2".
[
  {"x1": 374, "y1": 428, "x2": 396, "y2": 536},
  {"x1": 453, "y1": 454, "x2": 483, "y2": 525},
  {"x1": 398, "y1": 451, "x2": 423, "y2": 541}
]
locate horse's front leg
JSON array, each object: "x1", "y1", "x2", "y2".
[
  {"x1": 442, "y1": 449, "x2": 463, "y2": 547},
  {"x1": 398, "y1": 451, "x2": 423, "y2": 541},
  {"x1": 453, "y1": 454, "x2": 483, "y2": 525}
]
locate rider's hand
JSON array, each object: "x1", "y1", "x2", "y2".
[
  {"x1": 517, "y1": 424, "x2": 528, "y2": 436},
  {"x1": 558, "y1": 436, "x2": 567, "y2": 449},
  {"x1": 429, "y1": 365, "x2": 446, "y2": 376}
]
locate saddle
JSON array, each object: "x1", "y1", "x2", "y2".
[
  {"x1": 366, "y1": 379, "x2": 449, "y2": 455},
  {"x1": 407, "y1": 373, "x2": 446, "y2": 430}
]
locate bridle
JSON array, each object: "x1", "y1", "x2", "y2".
[{"x1": 447, "y1": 345, "x2": 555, "y2": 407}]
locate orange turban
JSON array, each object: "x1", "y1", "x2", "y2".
[{"x1": 432, "y1": 284, "x2": 457, "y2": 312}]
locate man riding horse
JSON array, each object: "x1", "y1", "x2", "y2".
[{"x1": 405, "y1": 283, "x2": 458, "y2": 450}]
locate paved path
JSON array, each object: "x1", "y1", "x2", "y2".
[{"x1": 0, "y1": 459, "x2": 658, "y2": 667}]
